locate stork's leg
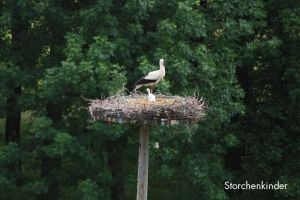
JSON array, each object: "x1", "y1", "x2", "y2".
[{"x1": 150, "y1": 86, "x2": 154, "y2": 93}]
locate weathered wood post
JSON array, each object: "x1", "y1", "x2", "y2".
[{"x1": 137, "y1": 125, "x2": 150, "y2": 200}]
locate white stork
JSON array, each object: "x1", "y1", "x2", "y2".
[
  {"x1": 133, "y1": 59, "x2": 165, "y2": 93},
  {"x1": 146, "y1": 88, "x2": 156, "y2": 102}
]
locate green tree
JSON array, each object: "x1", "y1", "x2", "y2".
[{"x1": 229, "y1": 1, "x2": 300, "y2": 199}]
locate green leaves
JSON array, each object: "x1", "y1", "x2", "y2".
[
  {"x1": 40, "y1": 33, "x2": 126, "y2": 102},
  {"x1": 64, "y1": 33, "x2": 85, "y2": 63},
  {"x1": 90, "y1": 121, "x2": 125, "y2": 140},
  {"x1": 87, "y1": 36, "x2": 115, "y2": 62},
  {"x1": 224, "y1": 134, "x2": 240, "y2": 148},
  {"x1": 28, "y1": 117, "x2": 74, "y2": 157},
  {"x1": 22, "y1": 181, "x2": 48, "y2": 195},
  {"x1": 0, "y1": 143, "x2": 20, "y2": 166},
  {"x1": 42, "y1": 132, "x2": 74, "y2": 157},
  {"x1": 280, "y1": 7, "x2": 300, "y2": 38},
  {"x1": 76, "y1": 179, "x2": 101, "y2": 200},
  {"x1": 0, "y1": 0, "x2": 299, "y2": 199}
]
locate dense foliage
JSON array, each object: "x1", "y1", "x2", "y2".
[{"x1": 0, "y1": 0, "x2": 299, "y2": 199}]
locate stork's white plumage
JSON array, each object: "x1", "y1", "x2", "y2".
[
  {"x1": 146, "y1": 88, "x2": 156, "y2": 102},
  {"x1": 133, "y1": 59, "x2": 165, "y2": 92},
  {"x1": 154, "y1": 142, "x2": 159, "y2": 149}
]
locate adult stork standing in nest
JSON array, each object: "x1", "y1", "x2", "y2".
[{"x1": 133, "y1": 59, "x2": 165, "y2": 93}]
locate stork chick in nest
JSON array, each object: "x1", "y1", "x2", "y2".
[
  {"x1": 133, "y1": 59, "x2": 165, "y2": 93},
  {"x1": 146, "y1": 88, "x2": 156, "y2": 102}
]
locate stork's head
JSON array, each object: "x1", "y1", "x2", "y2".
[
  {"x1": 159, "y1": 59, "x2": 164, "y2": 66},
  {"x1": 146, "y1": 88, "x2": 151, "y2": 94}
]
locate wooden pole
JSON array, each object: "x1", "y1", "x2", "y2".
[{"x1": 136, "y1": 125, "x2": 150, "y2": 200}]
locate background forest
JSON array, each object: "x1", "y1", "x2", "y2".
[{"x1": 0, "y1": 0, "x2": 299, "y2": 200}]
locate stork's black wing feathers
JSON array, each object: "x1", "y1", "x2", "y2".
[{"x1": 133, "y1": 75, "x2": 156, "y2": 87}]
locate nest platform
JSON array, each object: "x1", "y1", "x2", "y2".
[{"x1": 89, "y1": 93, "x2": 206, "y2": 125}]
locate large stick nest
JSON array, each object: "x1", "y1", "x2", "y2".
[{"x1": 88, "y1": 93, "x2": 206, "y2": 125}]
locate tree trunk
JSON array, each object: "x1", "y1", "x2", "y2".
[
  {"x1": 236, "y1": 65, "x2": 252, "y2": 106},
  {"x1": 40, "y1": 155, "x2": 61, "y2": 200},
  {"x1": 5, "y1": 0, "x2": 26, "y2": 186},
  {"x1": 107, "y1": 139, "x2": 125, "y2": 200},
  {"x1": 6, "y1": 0, "x2": 24, "y2": 143},
  {"x1": 38, "y1": 103, "x2": 62, "y2": 200},
  {"x1": 5, "y1": 86, "x2": 22, "y2": 186},
  {"x1": 5, "y1": 87, "x2": 21, "y2": 143}
]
